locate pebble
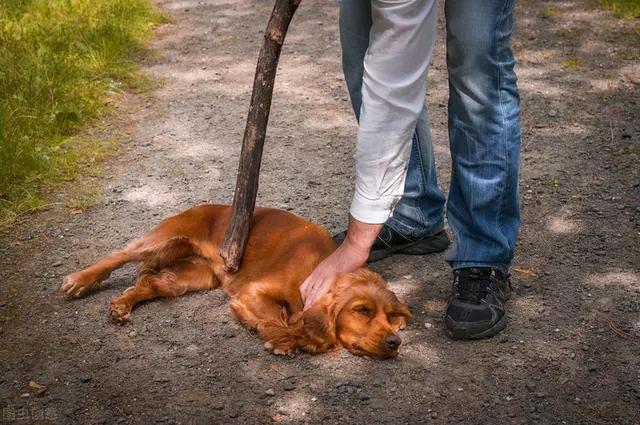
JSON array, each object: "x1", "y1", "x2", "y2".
[
  {"x1": 265, "y1": 389, "x2": 275, "y2": 396},
  {"x1": 283, "y1": 381, "x2": 296, "y2": 391},
  {"x1": 424, "y1": 322, "x2": 433, "y2": 329},
  {"x1": 128, "y1": 331, "x2": 138, "y2": 338},
  {"x1": 52, "y1": 261, "x2": 63, "y2": 267},
  {"x1": 526, "y1": 381, "x2": 536, "y2": 392}
]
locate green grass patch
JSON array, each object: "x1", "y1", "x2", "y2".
[
  {"x1": 560, "y1": 57, "x2": 581, "y2": 68},
  {"x1": 546, "y1": 178, "x2": 561, "y2": 187},
  {"x1": 540, "y1": 6, "x2": 557, "y2": 19},
  {"x1": 602, "y1": 0, "x2": 640, "y2": 18},
  {"x1": 0, "y1": 0, "x2": 166, "y2": 224}
]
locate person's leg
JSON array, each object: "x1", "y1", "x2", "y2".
[
  {"x1": 339, "y1": 0, "x2": 446, "y2": 240},
  {"x1": 443, "y1": 0, "x2": 520, "y2": 339},
  {"x1": 444, "y1": 0, "x2": 521, "y2": 274}
]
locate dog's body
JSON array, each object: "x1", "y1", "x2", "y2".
[{"x1": 62, "y1": 205, "x2": 411, "y2": 358}]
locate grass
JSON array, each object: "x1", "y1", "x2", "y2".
[
  {"x1": 540, "y1": 6, "x2": 557, "y2": 18},
  {"x1": 560, "y1": 57, "x2": 581, "y2": 68},
  {"x1": 0, "y1": 0, "x2": 166, "y2": 225},
  {"x1": 602, "y1": 0, "x2": 640, "y2": 18}
]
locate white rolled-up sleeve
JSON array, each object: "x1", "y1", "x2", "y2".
[{"x1": 349, "y1": 0, "x2": 438, "y2": 224}]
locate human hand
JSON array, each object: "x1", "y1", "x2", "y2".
[{"x1": 300, "y1": 216, "x2": 382, "y2": 310}]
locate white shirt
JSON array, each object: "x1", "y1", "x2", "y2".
[{"x1": 349, "y1": 0, "x2": 438, "y2": 224}]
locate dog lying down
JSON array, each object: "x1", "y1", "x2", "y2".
[{"x1": 61, "y1": 204, "x2": 411, "y2": 359}]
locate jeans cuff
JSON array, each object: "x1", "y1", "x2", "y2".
[
  {"x1": 386, "y1": 215, "x2": 444, "y2": 239},
  {"x1": 449, "y1": 262, "x2": 511, "y2": 276}
]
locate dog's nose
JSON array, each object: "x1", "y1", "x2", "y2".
[{"x1": 385, "y1": 334, "x2": 401, "y2": 349}]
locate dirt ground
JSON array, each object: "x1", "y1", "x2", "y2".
[{"x1": 1, "y1": 0, "x2": 639, "y2": 424}]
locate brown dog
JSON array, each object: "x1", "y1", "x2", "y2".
[{"x1": 61, "y1": 205, "x2": 411, "y2": 359}]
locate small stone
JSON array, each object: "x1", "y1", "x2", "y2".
[
  {"x1": 424, "y1": 322, "x2": 433, "y2": 329},
  {"x1": 457, "y1": 387, "x2": 463, "y2": 392},
  {"x1": 526, "y1": 381, "x2": 536, "y2": 392},
  {"x1": 21, "y1": 393, "x2": 30, "y2": 398},
  {"x1": 223, "y1": 330, "x2": 236, "y2": 339},
  {"x1": 358, "y1": 393, "x2": 370, "y2": 401},
  {"x1": 53, "y1": 261, "x2": 63, "y2": 267},
  {"x1": 311, "y1": 397, "x2": 317, "y2": 402},
  {"x1": 283, "y1": 381, "x2": 296, "y2": 391},
  {"x1": 535, "y1": 392, "x2": 546, "y2": 399},
  {"x1": 128, "y1": 331, "x2": 138, "y2": 338},
  {"x1": 265, "y1": 389, "x2": 275, "y2": 396},
  {"x1": 79, "y1": 375, "x2": 92, "y2": 383}
]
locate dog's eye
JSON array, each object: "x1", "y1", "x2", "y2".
[{"x1": 353, "y1": 305, "x2": 372, "y2": 315}]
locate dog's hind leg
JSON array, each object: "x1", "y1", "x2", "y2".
[
  {"x1": 62, "y1": 231, "x2": 197, "y2": 298},
  {"x1": 109, "y1": 256, "x2": 217, "y2": 323}
]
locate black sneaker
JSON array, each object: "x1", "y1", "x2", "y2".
[
  {"x1": 332, "y1": 224, "x2": 449, "y2": 263},
  {"x1": 444, "y1": 267, "x2": 512, "y2": 339}
]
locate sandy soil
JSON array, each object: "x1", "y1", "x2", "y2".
[{"x1": 1, "y1": 0, "x2": 639, "y2": 424}]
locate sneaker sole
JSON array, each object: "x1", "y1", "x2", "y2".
[
  {"x1": 367, "y1": 231, "x2": 450, "y2": 263},
  {"x1": 443, "y1": 313, "x2": 509, "y2": 340}
]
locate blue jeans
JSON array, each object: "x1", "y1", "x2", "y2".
[{"x1": 340, "y1": 0, "x2": 521, "y2": 274}]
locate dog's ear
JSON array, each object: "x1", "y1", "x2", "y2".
[
  {"x1": 388, "y1": 303, "x2": 412, "y2": 331},
  {"x1": 293, "y1": 293, "x2": 337, "y2": 354}
]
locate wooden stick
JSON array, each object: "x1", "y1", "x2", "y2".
[{"x1": 219, "y1": 0, "x2": 301, "y2": 272}]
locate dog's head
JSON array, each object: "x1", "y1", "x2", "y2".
[{"x1": 296, "y1": 268, "x2": 411, "y2": 359}]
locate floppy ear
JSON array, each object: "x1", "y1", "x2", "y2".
[
  {"x1": 388, "y1": 303, "x2": 412, "y2": 331},
  {"x1": 293, "y1": 294, "x2": 337, "y2": 354}
]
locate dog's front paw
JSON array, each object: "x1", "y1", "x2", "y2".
[
  {"x1": 109, "y1": 301, "x2": 132, "y2": 324},
  {"x1": 264, "y1": 339, "x2": 296, "y2": 357},
  {"x1": 61, "y1": 272, "x2": 97, "y2": 298}
]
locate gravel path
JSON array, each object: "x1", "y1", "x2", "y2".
[{"x1": 1, "y1": 1, "x2": 638, "y2": 423}]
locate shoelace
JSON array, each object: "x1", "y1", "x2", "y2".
[{"x1": 454, "y1": 268, "x2": 494, "y2": 302}]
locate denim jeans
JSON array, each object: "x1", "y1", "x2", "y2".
[{"x1": 340, "y1": 0, "x2": 521, "y2": 274}]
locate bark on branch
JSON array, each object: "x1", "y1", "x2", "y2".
[{"x1": 219, "y1": 0, "x2": 301, "y2": 272}]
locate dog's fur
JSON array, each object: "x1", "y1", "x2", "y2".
[{"x1": 62, "y1": 205, "x2": 411, "y2": 358}]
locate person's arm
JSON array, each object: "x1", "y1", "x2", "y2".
[{"x1": 301, "y1": 0, "x2": 438, "y2": 309}]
